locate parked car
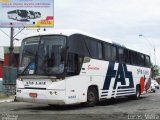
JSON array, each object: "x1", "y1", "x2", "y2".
[
  {"x1": 150, "y1": 82, "x2": 156, "y2": 93},
  {"x1": 151, "y1": 79, "x2": 159, "y2": 89}
]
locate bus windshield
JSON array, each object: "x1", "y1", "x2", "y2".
[{"x1": 18, "y1": 36, "x2": 66, "y2": 76}]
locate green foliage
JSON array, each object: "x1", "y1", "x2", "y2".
[{"x1": 151, "y1": 64, "x2": 160, "y2": 78}]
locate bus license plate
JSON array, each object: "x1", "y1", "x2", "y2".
[{"x1": 29, "y1": 93, "x2": 38, "y2": 97}]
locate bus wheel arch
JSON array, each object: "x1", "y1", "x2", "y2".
[{"x1": 85, "y1": 85, "x2": 99, "y2": 107}]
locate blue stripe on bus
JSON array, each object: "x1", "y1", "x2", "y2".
[
  {"x1": 102, "y1": 91, "x2": 108, "y2": 94},
  {"x1": 117, "y1": 89, "x2": 135, "y2": 92},
  {"x1": 116, "y1": 92, "x2": 135, "y2": 95},
  {"x1": 101, "y1": 95, "x2": 108, "y2": 97},
  {"x1": 101, "y1": 90, "x2": 135, "y2": 96},
  {"x1": 102, "y1": 88, "x2": 134, "y2": 93}
]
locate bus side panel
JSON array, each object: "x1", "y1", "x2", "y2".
[
  {"x1": 65, "y1": 76, "x2": 89, "y2": 104},
  {"x1": 127, "y1": 65, "x2": 151, "y2": 93},
  {"x1": 65, "y1": 59, "x2": 109, "y2": 104},
  {"x1": 78, "y1": 59, "x2": 151, "y2": 100}
]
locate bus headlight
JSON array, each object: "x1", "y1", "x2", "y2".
[
  {"x1": 54, "y1": 91, "x2": 58, "y2": 95},
  {"x1": 49, "y1": 91, "x2": 58, "y2": 95},
  {"x1": 17, "y1": 89, "x2": 21, "y2": 93},
  {"x1": 17, "y1": 78, "x2": 23, "y2": 81},
  {"x1": 49, "y1": 91, "x2": 53, "y2": 95}
]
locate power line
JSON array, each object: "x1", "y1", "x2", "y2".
[
  {"x1": 139, "y1": 34, "x2": 156, "y2": 65},
  {"x1": 0, "y1": 28, "x2": 10, "y2": 38},
  {"x1": 13, "y1": 27, "x2": 25, "y2": 38}
]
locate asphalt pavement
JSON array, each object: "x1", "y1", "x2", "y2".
[{"x1": 0, "y1": 89, "x2": 160, "y2": 120}]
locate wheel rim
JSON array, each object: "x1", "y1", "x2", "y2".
[
  {"x1": 136, "y1": 87, "x2": 140, "y2": 98},
  {"x1": 88, "y1": 91, "x2": 96, "y2": 103}
]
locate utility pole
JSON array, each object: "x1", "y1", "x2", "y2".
[
  {"x1": 139, "y1": 34, "x2": 156, "y2": 65},
  {"x1": 9, "y1": 27, "x2": 14, "y2": 66},
  {"x1": 154, "y1": 47, "x2": 156, "y2": 66}
]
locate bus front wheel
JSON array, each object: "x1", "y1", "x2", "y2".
[{"x1": 85, "y1": 87, "x2": 98, "y2": 107}]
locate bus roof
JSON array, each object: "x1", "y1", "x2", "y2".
[
  {"x1": 24, "y1": 29, "x2": 112, "y2": 43},
  {"x1": 23, "y1": 29, "x2": 149, "y2": 56}
]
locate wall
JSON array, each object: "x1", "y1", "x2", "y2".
[
  {"x1": 0, "y1": 62, "x2": 3, "y2": 78},
  {"x1": 0, "y1": 78, "x2": 5, "y2": 92}
]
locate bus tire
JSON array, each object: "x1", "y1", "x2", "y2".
[
  {"x1": 134, "y1": 85, "x2": 141, "y2": 99},
  {"x1": 128, "y1": 85, "x2": 140, "y2": 100},
  {"x1": 85, "y1": 87, "x2": 98, "y2": 107}
]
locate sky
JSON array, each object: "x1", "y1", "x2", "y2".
[{"x1": 0, "y1": 0, "x2": 160, "y2": 66}]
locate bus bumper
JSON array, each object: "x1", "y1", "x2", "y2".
[{"x1": 16, "y1": 89, "x2": 66, "y2": 105}]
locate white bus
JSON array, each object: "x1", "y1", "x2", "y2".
[
  {"x1": 8, "y1": 10, "x2": 29, "y2": 21},
  {"x1": 16, "y1": 30, "x2": 151, "y2": 107},
  {"x1": 28, "y1": 11, "x2": 35, "y2": 19}
]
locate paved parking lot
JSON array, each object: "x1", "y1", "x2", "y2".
[{"x1": 0, "y1": 89, "x2": 160, "y2": 120}]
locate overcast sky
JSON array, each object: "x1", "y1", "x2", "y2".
[{"x1": 0, "y1": 0, "x2": 160, "y2": 66}]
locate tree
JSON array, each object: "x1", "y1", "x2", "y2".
[{"x1": 151, "y1": 63, "x2": 160, "y2": 78}]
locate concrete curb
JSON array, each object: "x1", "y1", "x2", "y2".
[
  {"x1": 0, "y1": 95, "x2": 15, "y2": 103},
  {"x1": 0, "y1": 92, "x2": 9, "y2": 99},
  {"x1": 0, "y1": 99, "x2": 14, "y2": 103}
]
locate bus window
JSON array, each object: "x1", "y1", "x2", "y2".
[
  {"x1": 137, "y1": 54, "x2": 145, "y2": 66},
  {"x1": 131, "y1": 51, "x2": 137, "y2": 65},
  {"x1": 124, "y1": 49, "x2": 130, "y2": 64},
  {"x1": 118, "y1": 48, "x2": 124, "y2": 63},
  {"x1": 111, "y1": 46, "x2": 117, "y2": 61},
  {"x1": 145, "y1": 56, "x2": 150, "y2": 67},
  {"x1": 98, "y1": 42, "x2": 103, "y2": 59},
  {"x1": 67, "y1": 53, "x2": 83, "y2": 76},
  {"x1": 85, "y1": 38, "x2": 98, "y2": 58},
  {"x1": 104, "y1": 44, "x2": 111, "y2": 60}
]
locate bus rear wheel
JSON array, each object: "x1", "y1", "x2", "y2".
[
  {"x1": 85, "y1": 87, "x2": 98, "y2": 107},
  {"x1": 128, "y1": 85, "x2": 140, "y2": 100},
  {"x1": 131, "y1": 85, "x2": 140, "y2": 100}
]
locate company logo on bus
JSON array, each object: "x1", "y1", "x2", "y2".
[
  {"x1": 103, "y1": 62, "x2": 134, "y2": 90},
  {"x1": 87, "y1": 65, "x2": 100, "y2": 70}
]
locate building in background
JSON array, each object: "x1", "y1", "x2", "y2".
[
  {"x1": 0, "y1": 47, "x2": 4, "y2": 79},
  {"x1": 0, "y1": 46, "x2": 20, "y2": 78},
  {"x1": 0, "y1": 46, "x2": 20, "y2": 94}
]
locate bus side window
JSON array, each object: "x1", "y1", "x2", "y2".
[
  {"x1": 145, "y1": 56, "x2": 150, "y2": 67},
  {"x1": 111, "y1": 46, "x2": 117, "y2": 61},
  {"x1": 85, "y1": 38, "x2": 98, "y2": 58},
  {"x1": 67, "y1": 53, "x2": 83, "y2": 75},
  {"x1": 118, "y1": 48, "x2": 124, "y2": 63},
  {"x1": 131, "y1": 51, "x2": 137, "y2": 65},
  {"x1": 124, "y1": 49, "x2": 130, "y2": 64},
  {"x1": 104, "y1": 44, "x2": 111, "y2": 60},
  {"x1": 98, "y1": 42, "x2": 103, "y2": 59},
  {"x1": 137, "y1": 54, "x2": 145, "y2": 66}
]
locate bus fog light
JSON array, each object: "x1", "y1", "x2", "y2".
[
  {"x1": 54, "y1": 91, "x2": 58, "y2": 95},
  {"x1": 17, "y1": 89, "x2": 21, "y2": 93}
]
